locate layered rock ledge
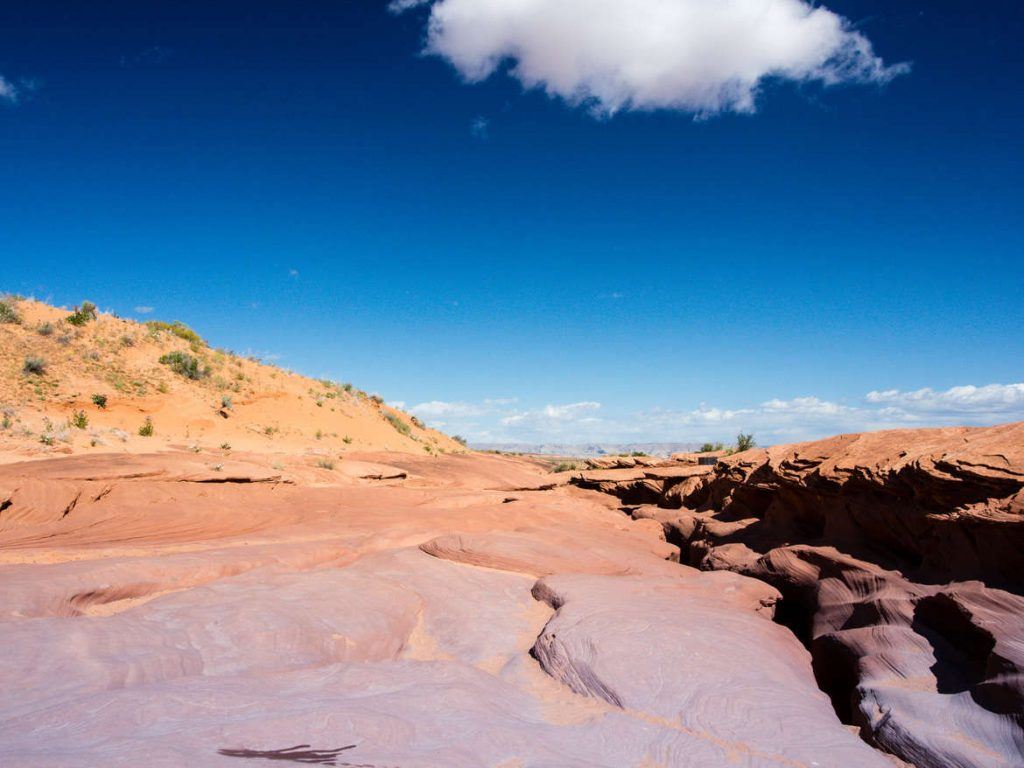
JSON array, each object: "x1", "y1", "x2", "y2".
[{"x1": 572, "y1": 422, "x2": 1024, "y2": 768}]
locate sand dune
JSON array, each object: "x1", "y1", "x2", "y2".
[{"x1": 0, "y1": 298, "x2": 463, "y2": 461}]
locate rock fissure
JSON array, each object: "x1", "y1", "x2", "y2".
[{"x1": 568, "y1": 422, "x2": 1024, "y2": 768}]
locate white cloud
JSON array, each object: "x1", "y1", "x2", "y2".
[
  {"x1": 484, "y1": 397, "x2": 518, "y2": 405},
  {"x1": 0, "y1": 76, "x2": 18, "y2": 103},
  {"x1": 408, "y1": 383, "x2": 1024, "y2": 446},
  {"x1": 410, "y1": 400, "x2": 488, "y2": 418},
  {"x1": 470, "y1": 115, "x2": 490, "y2": 140},
  {"x1": 394, "y1": 0, "x2": 908, "y2": 116},
  {"x1": 501, "y1": 401, "x2": 602, "y2": 426},
  {"x1": 133, "y1": 305, "x2": 154, "y2": 314},
  {"x1": 288, "y1": 268, "x2": 300, "y2": 278},
  {"x1": 865, "y1": 383, "x2": 1024, "y2": 416}
]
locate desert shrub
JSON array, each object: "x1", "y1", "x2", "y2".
[
  {"x1": 735, "y1": 433, "x2": 756, "y2": 452},
  {"x1": 410, "y1": 415, "x2": 424, "y2": 429},
  {"x1": 342, "y1": 435, "x2": 353, "y2": 444},
  {"x1": 629, "y1": 451, "x2": 648, "y2": 457},
  {"x1": 452, "y1": 435, "x2": 468, "y2": 446},
  {"x1": 551, "y1": 461, "x2": 582, "y2": 473},
  {"x1": 221, "y1": 395, "x2": 233, "y2": 410},
  {"x1": 56, "y1": 332, "x2": 73, "y2": 345},
  {"x1": 36, "y1": 322, "x2": 53, "y2": 336},
  {"x1": 341, "y1": 382, "x2": 353, "y2": 393},
  {"x1": 22, "y1": 357, "x2": 46, "y2": 375},
  {"x1": 39, "y1": 433, "x2": 55, "y2": 446},
  {"x1": 65, "y1": 301, "x2": 98, "y2": 326},
  {"x1": 699, "y1": 442, "x2": 724, "y2": 453},
  {"x1": 220, "y1": 442, "x2": 231, "y2": 450},
  {"x1": 370, "y1": 393, "x2": 384, "y2": 405},
  {"x1": 70, "y1": 410, "x2": 89, "y2": 429},
  {"x1": 145, "y1": 320, "x2": 204, "y2": 346},
  {"x1": 120, "y1": 334, "x2": 135, "y2": 347},
  {"x1": 0, "y1": 299, "x2": 21, "y2": 325},
  {"x1": 315, "y1": 429, "x2": 323, "y2": 440},
  {"x1": 316, "y1": 459, "x2": 335, "y2": 470},
  {"x1": 91, "y1": 394, "x2": 107, "y2": 408},
  {"x1": 138, "y1": 417, "x2": 154, "y2": 437},
  {"x1": 384, "y1": 412, "x2": 411, "y2": 436},
  {"x1": 159, "y1": 351, "x2": 207, "y2": 380}
]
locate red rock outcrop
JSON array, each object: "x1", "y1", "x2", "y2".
[{"x1": 594, "y1": 422, "x2": 1024, "y2": 768}]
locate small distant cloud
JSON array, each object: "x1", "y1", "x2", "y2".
[
  {"x1": 134, "y1": 305, "x2": 154, "y2": 314},
  {"x1": 501, "y1": 401, "x2": 602, "y2": 427},
  {"x1": 0, "y1": 76, "x2": 21, "y2": 104},
  {"x1": 470, "y1": 116, "x2": 490, "y2": 141},
  {"x1": 288, "y1": 269, "x2": 300, "y2": 279},
  {"x1": 389, "y1": 0, "x2": 428, "y2": 11},
  {"x1": 241, "y1": 348, "x2": 283, "y2": 362},
  {"x1": 411, "y1": 400, "x2": 488, "y2": 418}
]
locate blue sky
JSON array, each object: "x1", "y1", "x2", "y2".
[{"x1": 1, "y1": 1, "x2": 1022, "y2": 445}]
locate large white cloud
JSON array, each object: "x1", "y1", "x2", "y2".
[{"x1": 394, "y1": 0, "x2": 908, "y2": 116}]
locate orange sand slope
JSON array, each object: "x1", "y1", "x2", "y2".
[{"x1": 0, "y1": 296, "x2": 464, "y2": 460}]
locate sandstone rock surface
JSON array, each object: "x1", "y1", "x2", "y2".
[
  {"x1": 1, "y1": 448, "x2": 891, "y2": 767},
  {"x1": 595, "y1": 422, "x2": 1024, "y2": 768}
]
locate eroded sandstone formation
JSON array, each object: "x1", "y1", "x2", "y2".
[
  {"x1": 575, "y1": 422, "x2": 1024, "y2": 768},
  {"x1": 1, "y1": 449, "x2": 893, "y2": 767},
  {"x1": 2, "y1": 424, "x2": 1022, "y2": 767}
]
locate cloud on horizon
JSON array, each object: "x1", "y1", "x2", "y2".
[
  {"x1": 409, "y1": 383, "x2": 1024, "y2": 445},
  {"x1": 393, "y1": 0, "x2": 908, "y2": 116}
]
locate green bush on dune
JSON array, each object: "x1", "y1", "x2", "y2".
[
  {"x1": 65, "y1": 301, "x2": 97, "y2": 327},
  {"x1": 159, "y1": 351, "x2": 207, "y2": 380},
  {"x1": 22, "y1": 357, "x2": 46, "y2": 375},
  {"x1": 146, "y1": 320, "x2": 205, "y2": 346},
  {"x1": 384, "y1": 412, "x2": 411, "y2": 436},
  {"x1": 0, "y1": 300, "x2": 22, "y2": 325}
]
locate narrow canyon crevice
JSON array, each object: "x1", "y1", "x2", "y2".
[{"x1": 568, "y1": 424, "x2": 1024, "y2": 768}]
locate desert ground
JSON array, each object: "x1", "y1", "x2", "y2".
[{"x1": 1, "y1": 298, "x2": 1022, "y2": 767}]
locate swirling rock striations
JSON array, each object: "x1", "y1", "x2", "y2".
[{"x1": 578, "y1": 422, "x2": 1024, "y2": 768}]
